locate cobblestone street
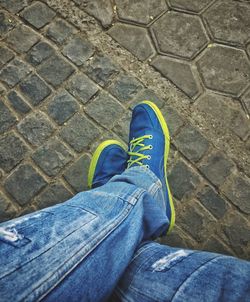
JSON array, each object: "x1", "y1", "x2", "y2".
[{"x1": 0, "y1": 0, "x2": 250, "y2": 259}]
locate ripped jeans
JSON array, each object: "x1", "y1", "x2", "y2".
[{"x1": 0, "y1": 167, "x2": 249, "y2": 301}]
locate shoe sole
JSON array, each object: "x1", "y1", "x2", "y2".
[
  {"x1": 88, "y1": 140, "x2": 127, "y2": 189},
  {"x1": 140, "y1": 101, "x2": 175, "y2": 234}
]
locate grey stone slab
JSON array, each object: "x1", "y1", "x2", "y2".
[
  {"x1": 169, "y1": 0, "x2": 211, "y2": 13},
  {"x1": 0, "y1": 192, "x2": 16, "y2": 222},
  {"x1": 84, "y1": 54, "x2": 120, "y2": 87},
  {"x1": 241, "y1": 88, "x2": 250, "y2": 115},
  {"x1": 46, "y1": 19, "x2": 76, "y2": 45},
  {"x1": 36, "y1": 182, "x2": 73, "y2": 209},
  {"x1": 108, "y1": 73, "x2": 143, "y2": 103},
  {"x1": 151, "y1": 56, "x2": 200, "y2": 98},
  {"x1": 47, "y1": 90, "x2": 80, "y2": 125},
  {"x1": 17, "y1": 111, "x2": 54, "y2": 146},
  {"x1": 60, "y1": 113, "x2": 101, "y2": 152},
  {"x1": 204, "y1": 1, "x2": 250, "y2": 46},
  {"x1": 168, "y1": 159, "x2": 201, "y2": 200},
  {"x1": 38, "y1": 54, "x2": 75, "y2": 87},
  {"x1": 175, "y1": 124, "x2": 210, "y2": 162},
  {"x1": 4, "y1": 164, "x2": 47, "y2": 205},
  {"x1": 0, "y1": 46, "x2": 14, "y2": 68},
  {"x1": 113, "y1": 111, "x2": 131, "y2": 143},
  {"x1": 197, "y1": 186, "x2": 228, "y2": 219},
  {"x1": 116, "y1": 0, "x2": 167, "y2": 25},
  {"x1": 131, "y1": 88, "x2": 165, "y2": 109},
  {"x1": 0, "y1": 0, "x2": 28, "y2": 13},
  {"x1": 108, "y1": 23, "x2": 154, "y2": 61},
  {"x1": 67, "y1": 73, "x2": 98, "y2": 104},
  {"x1": 19, "y1": 74, "x2": 51, "y2": 106},
  {"x1": 0, "y1": 10, "x2": 16, "y2": 36},
  {"x1": 32, "y1": 139, "x2": 73, "y2": 177},
  {"x1": 151, "y1": 11, "x2": 208, "y2": 59},
  {"x1": 20, "y1": 2, "x2": 56, "y2": 29},
  {"x1": 26, "y1": 41, "x2": 55, "y2": 66},
  {"x1": 161, "y1": 106, "x2": 185, "y2": 136},
  {"x1": 223, "y1": 174, "x2": 250, "y2": 214},
  {"x1": 62, "y1": 36, "x2": 94, "y2": 66},
  {"x1": 0, "y1": 59, "x2": 31, "y2": 88},
  {"x1": 199, "y1": 151, "x2": 234, "y2": 187},
  {"x1": 7, "y1": 91, "x2": 31, "y2": 115},
  {"x1": 5, "y1": 25, "x2": 40, "y2": 53},
  {"x1": 0, "y1": 132, "x2": 28, "y2": 172},
  {"x1": 63, "y1": 154, "x2": 90, "y2": 192},
  {"x1": 203, "y1": 237, "x2": 232, "y2": 256},
  {"x1": 0, "y1": 100, "x2": 17, "y2": 133},
  {"x1": 197, "y1": 45, "x2": 250, "y2": 96},
  {"x1": 85, "y1": 91, "x2": 125, "y2": 129}
]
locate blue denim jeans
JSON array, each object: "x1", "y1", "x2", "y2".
[{"x1": 0, "y1": 167, "x2": 249, "y2": 301}]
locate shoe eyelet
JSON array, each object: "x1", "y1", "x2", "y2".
[
  {"x1": 149, "y1": 135, "x2": 153, "y2": 139},
  {"x1": 145, "y1": 165, "x2": 149, "y2": 169},
  {"x1": 149, "y1": 145, "x2": 153, "y2": 150},
  {"x1": 147, "y1": 155, "x2": 151, "y2": 160}
]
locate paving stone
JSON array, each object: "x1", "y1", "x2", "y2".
[
  {"x1": 222, "y1": 174, "x2": 250, "y2": 214},
  {"x1": 17, "y1": 111, "x2": 54, "y2": 146},
  {"x1": 199, "y1": 151, "x2": 234, "y2": 187},
  {"x1": 62, "y1": 36, "x2": 94, "y2": 66},
  {"x1": 202, "y1": 236, "x2": 232, "y2": 256},
  {"x1": 108, "y1": 73, "x2": 143, "y2": 103},
  {"x1": 0, "y1": 0, "x2": 28, "y2": 13},
  {"x1": 197, "y1": 45, "x2": 250, "y2": 96},
  {"x1": 4, "y1": 164, "x2": 47, "y2": 206},
  {"x1": 113, "y1": 111, "x2": 131, "y2": 143},
  {"x1": 47, "y1": 90, "x2": 80, "y2": 125},
  {"x1": 63, "y1": 154, "x2": 90, "y2": 192},
  {"x1": 151, "y1": 11, "x2": 208, "y2": 59},
  {"x1": 20, "y1": 1, "x2": 56, "y2": 29},
  {"x1": 0, "y1": 10, "x2": 16, "y2": 36},
  {"x1": 0, "y1": 59, "x2": 31, "y2": 88},
  {"x1": 168, "y1": 159, "x2": 201, "y2": 200},
  {"x1": 85, "y1": 91, "x2": 125, "y2": 129},
  {"x1": 175, "y1": 124, "x2": 210, "y2": 162},
  {"x1": 26, "y1": 41, "x2": 55, "y2": 66},
  {"x1": 5, "y1": 25, "x2": 40, "y2": 53},
  {"x1": 60, "y1": 113, "x2": 101, "y2": 152},
  {"x1": 7, "y1": 91, "x2": 31, "y2": 115},
  {"x1": 46, "y1": 18, "x2": 76, "y2": 45},
  {"x1": 203, "y1": 1, "x2": 250, "y2": 46},
  {"x1": 67, "y1": 73, "x2": 98, "y2": 104},
  {"x1": 84, "y1": 54, "x2": 120, "y2": 87},
  {"x1": 241, "y1": 88, "x2": 250, "y2": 114},
  {"x1": 38, "y1": 54, "x2": 75, "y2": 87},
  {"x1": 32, "y1": 139, "x2": 73, "y2": 176},
  {"x1": 0, "y1": 46, "x2": 14, "y2": 68},
  {"x1": 19, "y1": 74, "x2": 51, "y2": 106},
  {"x1": 197, "y1": 186, "x2": 228, "y2": 219},
  {"x1": 116, "y1": 0, "x2": 167, "y2": 25},
  {"x1": 0, "y1": 132, "x2": 28, "y2": 172},
  {"x1": 151, "y1": 56, "x2": 200, "y2": 98},
  {"x1": 0, "y1": 83, "x2": 6, "y2": 96},
  {"x1": 179, "y1": 200, "x2": 216, "y2": 242},
  {"x1": 131, "y1": 88, "x2": 165, "y2": 109},
  {"x1": 0, "y1": 100, "x2": 17, "y2": 133},
  {"x1": 0, "y1": 192, "x2": 16, "y2": 222},
  {"x1": 108, "y1": 23, "x2": 154, "y2": 61},
  {"x1": 196, "y1": 92, "x2": 250, "y2": 140},
  {"x1": 161, "y1": 106, "x2": 185, "y2": 136},
  {"x1": 169, "y1": 0, "x2": 211, "y2": 13},
  {"x1": 36, "y1": 182, "x2": 73, "y2": 209},
  {"x1": 73, "y1": 0, "x2": 113, "y2": 28},
  {"x1": 160, "y1": 226, "x2": 189, "y2": 249}
]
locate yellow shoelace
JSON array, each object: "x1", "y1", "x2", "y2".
[{"x1": 127, "y1": 135, "x2": 152, "y2": 168}]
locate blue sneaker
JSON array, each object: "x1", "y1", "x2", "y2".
[
  {"x1": 128, "y1": 101, "x2": 175, "y2": 233},
  {"x1": 88, "y1": 140, "x2": 128, "y2": 189}
]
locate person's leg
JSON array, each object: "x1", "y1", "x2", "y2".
[{"x1": 111, "y1": 241, "x2": 250, "y2": 302}]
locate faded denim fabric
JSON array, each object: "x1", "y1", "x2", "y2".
[{"x1": 0, "y1": 167, "x2": 249, "y2": 301}]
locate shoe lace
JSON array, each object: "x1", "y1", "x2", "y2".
[{"x1": 127, "y1": 134, "x2": 152, "y2": 168}]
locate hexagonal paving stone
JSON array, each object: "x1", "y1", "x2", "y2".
[
  {"x1": 169, "y1": 0, "x2": 211, "y2": 13},
  {"x1": 150, "y1": 11, "x2": 208, "y2": 59},
  {"x1": 115, "y1": 0, "x2": 167, "y2": 25},
  {"x1": 197, "y1": 45, "x2": 250, "y2": 96},
  {"x1": 203, "y1": 1, "x2": 250, "y2": 46},
  {"x1": 241, "y1": 88, "x2": 250, "y2": 114}
]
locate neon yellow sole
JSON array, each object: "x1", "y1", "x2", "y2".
[
  {"x1": 88, "y1": 140, "x2": 127, "y2": 189},
  {"x1": 140, "y1": 100, "x2": 175, "y2": 234}
]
